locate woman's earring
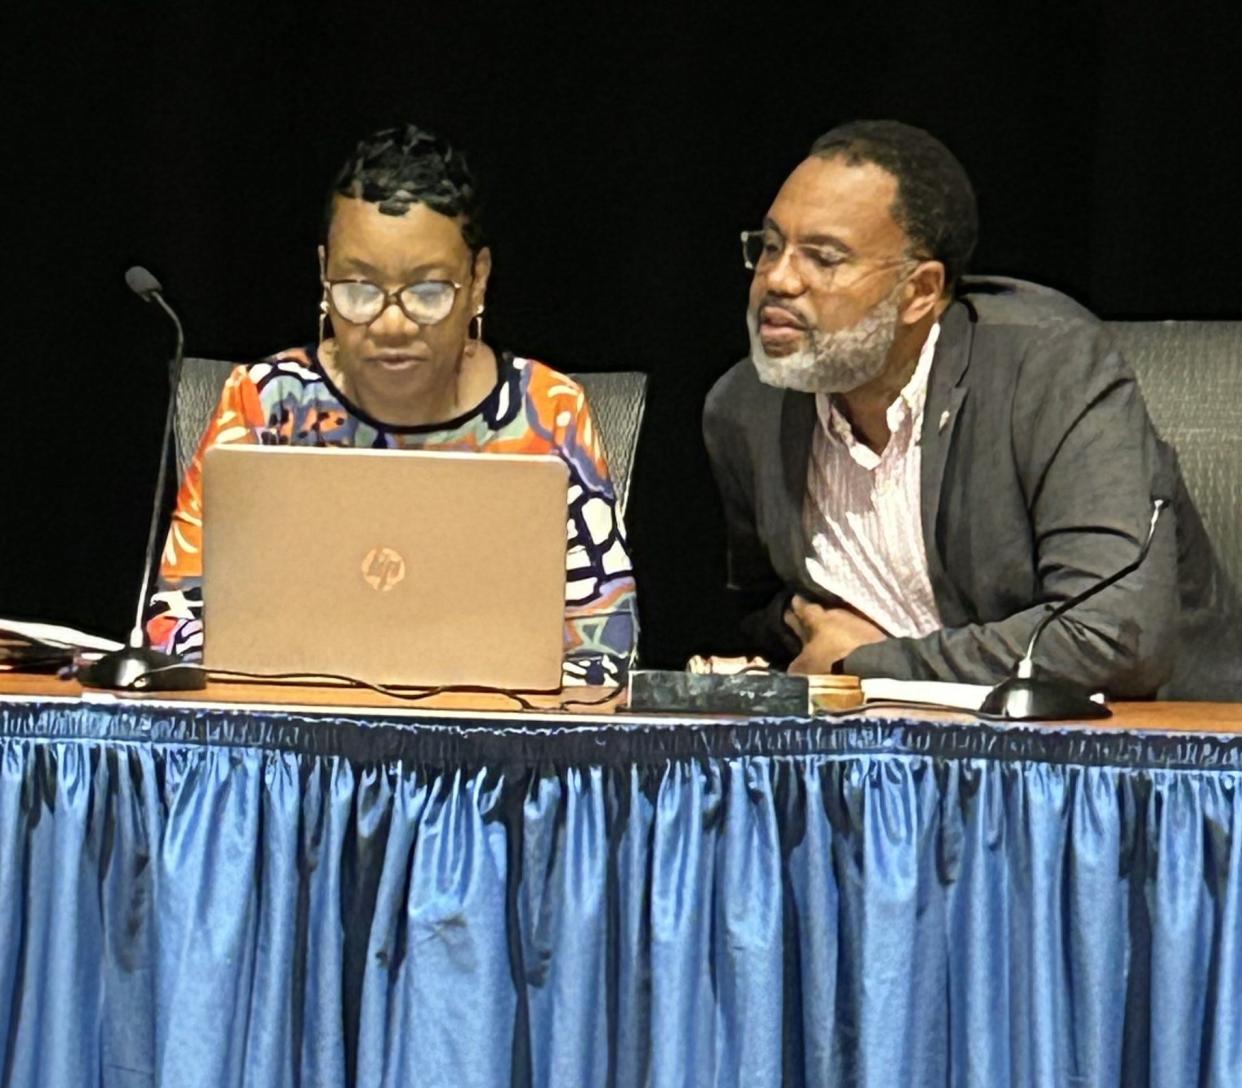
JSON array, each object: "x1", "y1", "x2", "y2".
[
  {"x1": 468, "y1": 305, "x2": 485, "y2": 342},
  {"x1": 317, "y1": 245, "x2": 331, "y2": 346}
]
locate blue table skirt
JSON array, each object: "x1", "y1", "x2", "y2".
[{"x1": 1, "y1": 698, "x2": 1240, "y2": 1087}]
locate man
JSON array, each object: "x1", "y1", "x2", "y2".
[{"x1": 703, "y1": 120, "x2": 1240, "y2": 697}]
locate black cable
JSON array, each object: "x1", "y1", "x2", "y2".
[
  {"x1": 558, "y1": 684, "x2": 626, "y2": 709},
  {"x1": 129, "y1": 662, "x2": 625, "y2": 713},
  {"x1": 128, "y1": 663, "x2": 539, "y2": 709},
  {"x1": 122, "y1": 662, "x2": 987, "y2": 719}
]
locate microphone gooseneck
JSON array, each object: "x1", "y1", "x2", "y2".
[
  {"x1": 979, "y1": 498, "x2": 1167, "y2": 721},
  {"x1": 126, "y1": 267, "x2": 184, "y2": 386},
  {"x1": 77, "y1": 268, "x2": 204, "y2": 691},
  {"x1": 150, "y1": 292, "x2": 185, "y2": 390},
  {"x1": 1014, "y1": 499, "x2": 1166, "y2": 680},
  {"x1": 127, "y1": 282, "x2": 186, "y2": 643}
]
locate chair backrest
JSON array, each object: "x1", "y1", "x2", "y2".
[
  {"x1": 1105, "y1": 321, "x2": 1242, "y2": 590},
  {"x1": 568, "y1": 371, "x2": 648, "y2": 519},
  {"x1": 175, "y1": 358, "x2": 236, "y2": 483},
  {"x1": 173, "y1": 359, "x2": 648, "y2": 519}
]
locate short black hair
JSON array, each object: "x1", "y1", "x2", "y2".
[
  {"x1": 809, "y1": 120, "x2": 977, "y2": 290},
  {"x1": 326, "y1": 123, "x2": 483, "y2": 250}
]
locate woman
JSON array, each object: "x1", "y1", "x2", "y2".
[{"x1": 148, "y1": 124, "x2": 638, "y2": 686}]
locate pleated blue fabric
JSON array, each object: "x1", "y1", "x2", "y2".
[{"x1": 1, "y1": 699, "x2": 1240, "y2": 1087}]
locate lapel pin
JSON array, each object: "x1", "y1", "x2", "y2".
[{"x1": 938, "y1": 409, "x2": 951, "y2": 433}]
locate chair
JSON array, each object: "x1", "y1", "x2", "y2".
[
  {"x1": 569, "y1": 371, "x2": 647, "y2": 519},
  {"x1": 1105, "y1": 321, "x2": 1242, "y2": 591},
  {"x1": 174, "y1": 358, "x2": 235, "y2": 483},
  {"x1": 173, "y1": 358, "x2": 647, "y2": 519}
]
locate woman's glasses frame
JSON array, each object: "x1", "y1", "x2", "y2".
[{"x1": 322, "y1": 278, "x2": 465, "y2": 327}]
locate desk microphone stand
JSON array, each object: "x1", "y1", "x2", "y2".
[{"x1": 78, "y1": 268, "x2": 206, "y2": 692}]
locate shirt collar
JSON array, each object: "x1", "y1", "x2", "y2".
[{"x1": 816, "y1": 320, "x2": 941, "y2": 444}]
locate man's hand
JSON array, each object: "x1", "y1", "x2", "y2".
[{"x1": 784, "y1": 595, "x2": 888, "y2": 674}]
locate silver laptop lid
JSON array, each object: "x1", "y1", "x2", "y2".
[{"x1": 202, "y1": 445, "x2": 568, "y2": 691}]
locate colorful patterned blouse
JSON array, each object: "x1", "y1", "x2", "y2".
[{"x1": 148, "y1": 347, "x2": 639, "y2": 685}]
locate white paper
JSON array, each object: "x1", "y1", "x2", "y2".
[
  {"x1": 0, "y1": 618, "x2": 123, "y2": 653},
  {"x1": 860, "y1": 677, "x2": 1106, "y2": 711},
  {"x1": 861, "y1": 677, "x2": 993, "y2": 711}
]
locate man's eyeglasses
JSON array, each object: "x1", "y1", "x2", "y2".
[
  {"x1": 323, "y1": 278, "x2": 463, "y2": 326},
  {"x1": 740, "y1": 229, "x2": 917, "y2": 279}
]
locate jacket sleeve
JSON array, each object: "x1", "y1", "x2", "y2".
[
  {"x1": 702, "y1": 377, "x2": 802, "y2": 664},
  {"x1": 843, "y1": 324, "x2": 1179, "y2": 697}
]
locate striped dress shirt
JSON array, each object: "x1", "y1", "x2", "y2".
[{"x1": 803, "y1": 323, "x2": 942, "y2": 638}]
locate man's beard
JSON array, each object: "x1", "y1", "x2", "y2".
[{"x1": 749, "y1": 290, "x2": 901, "y2": 394}]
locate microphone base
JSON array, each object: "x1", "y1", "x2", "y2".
[
  {"x1": 978, "y1": 674, "x2": 1111, "y2": 721},
  {"x1": 78, "y1": 647, "x2": 206, "y2": 692}
]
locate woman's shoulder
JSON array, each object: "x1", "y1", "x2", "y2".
[
  {"x1": 507, "y1": 355, "x2": 614, "y2": 482},
  {"x1": 220, "y1": 347, "x2": 338, "y2": 411},
  {"x1": 511, "y1": 356, "x2": 588, "y2": 408},
  {"x1": 240, "y1": 347, "x2": 324, "y2": 390}
]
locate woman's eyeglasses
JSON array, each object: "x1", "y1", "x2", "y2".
[{"x1": 323, "y1": 278, "x2": 463, "y2": 326}]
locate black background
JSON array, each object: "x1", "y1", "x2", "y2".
[{"x1": 5, "y1": 4, "x2": 1241, "y2": 666}]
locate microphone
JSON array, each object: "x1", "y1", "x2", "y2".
[
  {"x1": 126, "y1": 266, "x2": 185, "y2": 389},
  {"x1": 77, "y1": 268, "x2": 205, "y2": 691},
  {"x1": 979, "y1": 499, "x2": 1166, "y2": 720},
  {"x1": 125, "y1": 265, "x2": 162, "y2": 299}
]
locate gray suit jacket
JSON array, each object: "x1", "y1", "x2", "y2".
[{"x1": 703, "y1": 277, "x2": 1242, "y2": 698}]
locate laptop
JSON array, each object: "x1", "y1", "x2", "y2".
[{"x1": 201, "y1": 445, "x2": 569, "y2": 691}]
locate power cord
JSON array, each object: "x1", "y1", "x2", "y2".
[{"x1": 126, "y1": 662, "x2": 624, "y2": 713}]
